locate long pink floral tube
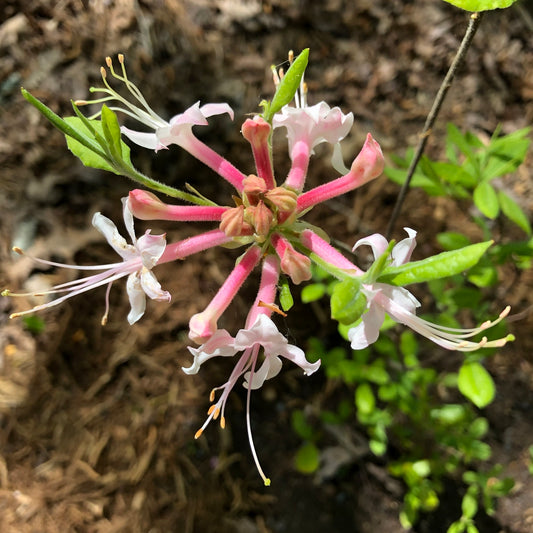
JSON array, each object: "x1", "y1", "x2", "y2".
[
  {"x1": 188, "y1": 245, "x2": 262, "y2": 342},
  {"x1": 296, "y1": 134, "x2": 384, "y2": 213}
]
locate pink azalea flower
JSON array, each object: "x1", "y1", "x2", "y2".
[
  {"x1": 6, "y1": 198, "x2": 170, "y2": 325},
  {"x1": 80, "y1": 55, "x2": 246, "y2": 191},
  {"x1": 348, "y1": 228, "x2": 512, "y2": 351},
  {"x1": 273, "y1": 100, "x2": 354, "y2": 191},
  {"x1": 183, "y1": 313, "x2": 320, "y2": 485}
]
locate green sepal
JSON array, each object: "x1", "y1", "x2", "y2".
[
  {"x1": 442, "y1": 0, "x2": 518, "y2": 11},
  {"x1": 263, "y1": 48, "x2": 309, "y2": 123},
  {"x1": 331, "y1": 278, "x2": 367, "y2": 325},
  {"x1": 378, "y1": 241, "x2": 493, "y2": 286}
]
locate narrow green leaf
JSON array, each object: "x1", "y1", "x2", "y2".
[
  {"x1": 101, "y1": 105, "x2": 123, "y2": 159},
  {"x1": 498, "y1": 190, "x2": 532, "y2": 234},
  {"x1": 378, "y1": 241, "x2": 492, "y2": 286},
  {"x1": 473, "y1": 181, "x2": 499, "y2": 219},
  {"x1": 458, "y1": 362, "x2": 495, "y2": 408},
  {"x1": 264, "y1": 48, "x2": 309, "y2": 122},
  {"x1": 442, "y1": 0, "x2": 518, "y2": 11}
]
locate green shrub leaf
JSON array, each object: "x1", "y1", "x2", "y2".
[
  {"x1": 458, "y1": 362, "x2": 495, "y2": 408},
  {"x1": 378, "y1": 241, "x2": 492, "y2": 286}
]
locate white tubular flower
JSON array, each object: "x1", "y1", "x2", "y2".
[
  {"x1": 348, "y1": 228, "x2": 513, "y2": 352},
  {"x1": 6, "y1": 198, "x2": 170, "y2": 326},
  {"x1": 183, "y1": 314, "x2": 320, "y2": 486}
]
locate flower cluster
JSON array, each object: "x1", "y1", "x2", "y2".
[{"x1": 4, "y1": 53, "x2": 513, "y2": 485}]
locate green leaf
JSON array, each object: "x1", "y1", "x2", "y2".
[
  {"x1": 473, "y1": 181, "x2": 499, "y2": 219},
  {"x1": 64, "y1": 116, "x2": 132, "y2": 174},
  {"x1": 378, "y1": 241, "x2": 492, "y2": 286},
  {"x1": 441, "y1": 0, "x2": 518, "y2": 11},
  {"x1": 101, "y1": 105, "x2": 123, "y2": 159},
  {"x1": 279, "y1": 277, "x2": 294, "y2": 311},
  {"x1": 355, "y1": 383, "x2": 376, "y2": 415},
  {"x1": 498, "y1": 191, "x2": 532, "y2": 234},
  {"x1": 264, "y1": 48, "x2": 309, "y2": 123},
  {"x1": 330, "y1": 278, "x2": 367, "y2": 325},
  {"x1": 458, "y1": 362, "x2": 495, "y2": 408},
  {"x1": 294, "y1": 442, "x2": 320, "y2": 474},
  {"x1": 301, "y1": 283, "x2": 327, "y2": 303},
  {"x1": 462, "y1": 490, "x2": 479, "y2": 519}
]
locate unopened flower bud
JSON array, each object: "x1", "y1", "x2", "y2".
[
  {"x1": 272, "y1": 234, "x2": 311, "y2": 285},
  {"x1": 242, "y1": 174, "x2": 267, "y2": 205},
  {"x1": 246, "y1": 201, "x2": 273, "y2": 237},
  {"x1": 220, "y1": 206, "x2": 253, "y2": 237},
  {"x1": 242, "y1": 116, "x2": 271, "y2": 147},
  {"x1": 265, "y1": 186, "x2": 298, "y2": 213},
  {"x1": 129, "y1": 189, "x2": 167, "y2": 219}
]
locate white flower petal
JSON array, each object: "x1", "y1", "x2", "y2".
[
  {"x1": 136, "y1": 230, "x2": 167, "y2": 269},
  {"x1": 352, "y1": 233, "x2": 389, "y2": 258},
  {"x1": 92, "y1": 212, "x2": 136, "y2": 261},
  {"x1": 391, "y1": 228, "x2": 417, "y2": 266},
  {"x1": 183, "y1": 329, "x2": 237, "y2": 375},
  {"x1": 140, "y1": 268, "x2": 171, "y2": 302},
  {"x1": 348, "y1": 302, "x2": 385, "y2": 350},
  {"x1": 126, "y1": 272, "x2": 146, "y2": 324},
  {"x1": 244, "y1": 355, "x2": 283, "y2": 390},
  {"x1": 121, "y1": 126, "x2": 161, "y2": 150}
]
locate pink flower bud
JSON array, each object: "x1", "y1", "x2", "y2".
[
  {"x1": 272, "y1": 234, "x2": 311, "y2": 285},
  {"x1": 241, "y1": 116, "x2": 271, "y2": 146},
  {"x1": 265, "y1": 186, "x2": 298, "y2": 214},
  {"x1": 128, "y1": 189, "x2": 168, "y2": 219},
  {"x1": 242, "y1": 174, "x2": 268, "y2": 205},
  {"x1": 246, "y1": 201, "x2": 273, "y2": 237},
  {"x1": 241, "y1": 117, "x2": 275, "y2": 189},
  {"x1": 220, "y1": 206, "x2": 253, "y2": 237}
]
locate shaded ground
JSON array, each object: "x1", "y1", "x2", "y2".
[{"x1": 1, "y1": 1, "x2": 533, "y2": 532}]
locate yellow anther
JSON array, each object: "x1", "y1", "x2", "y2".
[
  {"x1": 105, "y1": 56, "x2": 113, "y2": 68},
  {"x1": 194, "y1": 428, "x2": 203, "y2": 439},
  {"x1": 100, "y1": 66, "x2": 107, "y2": 78},
  {"x1": 213, "y1": 408, "x2": 220, "y2": 421},
  {"x1": 288, "y1": 50, "x2": 294, "y2": 64},
  {"x1": 207, "y1": 405, "x2": 216, "y2": 415},
  {"x1": 74, "y1": 100, "x2": 89, "y2": 106},
  {"x1": 118, "y1": 53, "x2": 125, "y2": 64},
  {"x1": 12, "y1": 247, "x2": 23, "y2": 255},
  {"x1": 220, "y1": 416, "x2": 226, "y2": 429},
  {"x1": 209, "y1": 389, "x2": 216, "y2": 402}
]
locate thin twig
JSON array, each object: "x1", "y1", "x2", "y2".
[{"x1": 386, "y1": 11, "x2": 484, "y2": 239}]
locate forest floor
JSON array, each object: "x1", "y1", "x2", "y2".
[{"x1": 1, "y1": 1, "x2": 533, "y2": 532}]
